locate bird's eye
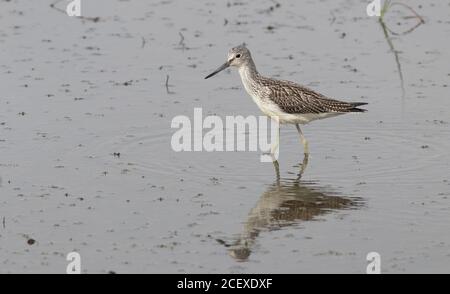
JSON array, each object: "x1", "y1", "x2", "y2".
[{"x1": 236, "y1": 54, "x2": 241, "y2": 59}]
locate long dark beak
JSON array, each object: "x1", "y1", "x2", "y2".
[{"x1": 204, "y1": 61, "x2": 230, "y2": 79}]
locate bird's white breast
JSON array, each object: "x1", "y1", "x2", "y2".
[{"x1": 239, "y1": 68, "x2": 282, "y2": 117}]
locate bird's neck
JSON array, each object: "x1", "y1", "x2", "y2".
[
  {"x1": 238, "y1": 59, "x2": 259, "y2": 83},
  {"x1": 238, "y1": 60, "x2": 263, "y2": 100}
]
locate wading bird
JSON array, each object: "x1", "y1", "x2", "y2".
[{"x1": 205, "y1": 45, "x2": 367, "y2": 158}]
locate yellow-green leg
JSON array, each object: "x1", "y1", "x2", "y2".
[
  {"x1": 270, "y1": 116, "x2": 280, "y2": 159},
  {"x1": 295, "y1": 124, "x2": 309, "y2": 155},
  {"x1": 270, "y1": 125, "x2": 280, "y2": 155}
]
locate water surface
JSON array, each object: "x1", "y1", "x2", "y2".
[{"x1": 0, "y1": 0, "x2": 449, "y2": 273}]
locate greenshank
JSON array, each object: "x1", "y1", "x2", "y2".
[{"x1": 205, "y1": 45, "x2": 367, "y2": 156}]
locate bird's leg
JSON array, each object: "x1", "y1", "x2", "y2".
[
  {"x1": 272, "y1": 159, "x2": 280, "y2": 184},
  {"x1": 295, "y1": 124, "x2": 309, "y2": 155},
  {"x1": 270, "y1": 117, "x2": 280, "y2": 158},
  {"x1": 297, "y1": 153, "x2": 309, "y2": 180},
  {"x1": 270, "y1": 125, "x2": 280, "y2": 155}
]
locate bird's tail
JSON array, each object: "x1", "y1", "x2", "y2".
[{"x1": 350, "y1": 102, "x2": 368, "y2": 112}]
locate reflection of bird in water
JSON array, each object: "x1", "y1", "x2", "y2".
[{"x1": 221, "y1": 155, "x2": 362, "y2": 261}]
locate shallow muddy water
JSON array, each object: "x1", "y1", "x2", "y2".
[{"x1": 1, "y1": 0, "x2": 449, "y2": 273}]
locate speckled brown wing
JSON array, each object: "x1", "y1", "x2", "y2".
[{"x1": 260, "y1": 78, "x2": 367, "y2": 114}]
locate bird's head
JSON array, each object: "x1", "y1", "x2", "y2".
[{"x1": 205, "y1": 44, "x2": 252, "y2": 79}]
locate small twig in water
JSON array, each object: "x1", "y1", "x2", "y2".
[
  {"x1": 381, "y1": 2, "x2": 424, "y2": 36},
  {"x1": 165, "y1": 75, "x2": 174, "y2": 94},
  {"x1": 178, "y1": 32, "x2": 187, "y2": 50},
  {"x1": 388, "y1": 2, "x2": 424, "y2": 35},
  {"x1": 377, "y1": 1, "x2": 425, "y2": 104},
  {"x1": 379, "y1": 17, "x2": 405, "y2": 96}
]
